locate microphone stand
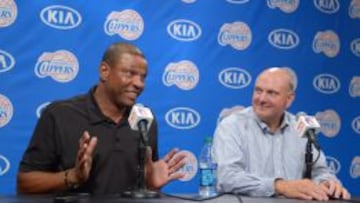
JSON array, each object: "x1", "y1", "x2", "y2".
[
  {"x1": 123, "y1": 120, "x2": 159, "y2": 198},
  {"x1": 304, "y1": 137, "x2": 313, "y2": 179}
]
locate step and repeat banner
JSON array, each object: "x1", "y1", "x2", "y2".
[{"x1": 0, "y1": 0, "x2": 359, "y2": 195}]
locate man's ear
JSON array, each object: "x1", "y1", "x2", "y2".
[
  {"x1": 286, "y1": 92, "x2": 295, "y2": 109},
  {"x1": 99, "y1": 62, "x2": 110, "y2": 82}
]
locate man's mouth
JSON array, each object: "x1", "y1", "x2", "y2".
[{"x1": 125, "y1": 90, "x2": 139, "y2": 99}]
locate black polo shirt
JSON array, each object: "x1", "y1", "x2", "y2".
[{"x1": 19, "y1": 86, "x2": 158, "y2": 195}]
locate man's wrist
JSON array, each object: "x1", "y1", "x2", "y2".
[
  {"x1": 64, "y1": 169, "x2": 80, "y2": 190},
  {"x1": 274, "y1": 178, "x2": 285, "y2": 196}
]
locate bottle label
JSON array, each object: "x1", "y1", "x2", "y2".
[{"x1": 200, "y1": 168, "x2": 215, "y2": 186}]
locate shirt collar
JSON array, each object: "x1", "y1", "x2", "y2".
[
  {"x1": 85, "y1": 85, "x2": 131, "y2": 125},
  {"x1": 85, "y1": 85, "x2": 107, "y2": 124}
]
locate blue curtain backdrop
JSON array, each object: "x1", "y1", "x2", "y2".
[{"x1": 0, "y1": 0, "x2": 359, "y2": 195}]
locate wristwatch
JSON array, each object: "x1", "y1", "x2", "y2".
[{"x1": 64, "y1": 170, "x2": 80, "y2": 190}]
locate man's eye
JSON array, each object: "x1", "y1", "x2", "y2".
[
  {"x1": 123, "y1": 70, "x2": 133, "y2": 77},
  {"x1": 268, "y1": 91, "x2": 278, "y2": 96}
]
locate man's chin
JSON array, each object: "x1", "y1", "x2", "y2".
[
  {"x1": 116, "y1": 98, "x2": 136, "y2": 108},
  {"x1": 255, "y1": 111, "x2": 271, "y2": 121},
  {"x1": 125, "y1": 99, "x2": 137, "y2": 107}
]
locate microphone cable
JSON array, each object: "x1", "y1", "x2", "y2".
[{"x1": 311, "y1": 146, "x2": 321, "y2": 166}]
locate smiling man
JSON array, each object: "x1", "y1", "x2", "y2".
[
  {"x1": 213, "y1": 67, "x2": 350, "y2": 201},
  {"x1": 17, "y1": 42, "x2": 185, "y2": 195}
]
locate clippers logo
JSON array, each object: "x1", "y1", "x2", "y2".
[
  {"x1": 326, "y1": 156, "x2": 341, "y2": 174},
  {"x1": 35, "y1": 50, "x2": 79, "y2": 83},
  {"x1": 0, "y1": 94, "x2": 13, "y2": 128},
  {"x1": 351, "y1": 38, "x2": 360, "y2": 57},
  {"x1": 350, "y1": 156, "x2": 360, "y2": 178},
  {"x1": 0, "y1": 0, "x2": 17, "y2": 27},
  {"x1": 176, "y1": 150, "x2": 198, "y2": 181},
  {"x1": 226, "y1": 0, "x2": 250, "y2": 4},
  {"x1": 162, "y1": 60, "x2": 199, "y2": 90},
  {"x1": 167, "y1": 19, "x2": 202, "y2": 42},
  {"x1": 218, "y1": 68, "x2": 251, "y2": 89},
  {"x1": 40, "y1": 5, "x2": 82, "y2": 30},
  {"x1": 0, "y1": 155, "x2": 10, "y2": 176},
  {"x1": 312, "y1": 30, "x2": 340, "y2": 58},
  {"x1": 267, "y1": 0, "x2": 300, "y2": 13},
  {"x1": 352, "y1": 116, "x2": 360, "y2": 134},
  {"x1": 104, "y1": 9, "x2": 144, "y2": 40},
  {"x1": 217, "y1": 105, "x2": 245, "y2": 123},
  {"x1": 315, "y1": 109, "x2": 341, "y2": 138},
  {"x1": 349, "y1": 0, "x2": 360, "y2": 19},
  {"x1": 314, "y1": 0, "x2": 340, "y2": 14},
  {"x1": 0, "y1": 49, "x2": 15, "y2": 73},
  {"x1": 165, "y1": 107, "x2": 200, "y2": 129},
  {"x1": 36, "y1": 102, "x2": 51, "y2": 118},
  {"x1": 349, "y1": 76, "x2": 360, "y2": 97},
  {"x1": 268, "y1": 29, "x2": 299, "y2": 49},
  {"x1": 218, "y1": 21, "x2": 252, "y2": 51},
  {"x1": 313, "y1": 74, "x2": 340, "y2": 94}
]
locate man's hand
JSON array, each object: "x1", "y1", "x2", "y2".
[
  {"x1": 146, "y1": 148, "x2": 186, "y2": 189},
  {"x1": 275, "y1": 179, "x2": 330, "y2": 201},
  {"x1": 319, "y1": 179, "x2": 351, "y2": 200},
  {"x1": 67, "y1": 131, "x2": 97, "y2": 185}
]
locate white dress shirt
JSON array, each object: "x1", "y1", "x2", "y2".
[{"x1": 213, "y1": 107, "x2": 338, "y2": 197}]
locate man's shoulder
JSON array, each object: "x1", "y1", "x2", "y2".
[
  {"x1": 225, "y1": 106, "x2": 252, "y2": 119},
  {"x1": 43, "y1": 93, "x2": 89, "y2": 116},
  {"x1": 219, "y1": 106, "x2": 254, "y2": 126}
]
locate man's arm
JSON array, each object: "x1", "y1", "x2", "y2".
[
  {"x1": 213, "y1": 115, "x2": 277, "y2": 197},
  {"x1": 17, "y1": 170, "x2": 73, "y2": 193},
  {"x1": 311, "y1": 149, "x2": 351, "y2": 199},
  {"x1": 274, "y1": 178, "x2": 329, "y2": 200},
  {"x1": 17, "y1": 132, "x2": 97, "y2": 194},
  {"x1": 273, "y1": 140, "x2": 350, "y2": 200}
]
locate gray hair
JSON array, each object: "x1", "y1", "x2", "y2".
[
  {"x1": 258, "y1": 67, "x2": 297, "y2": 92},
  {"x1": 282, "y1": 67, "x2": 297, "y2": 92}
]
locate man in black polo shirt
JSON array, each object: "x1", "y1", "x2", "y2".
[{"x1": 17, "y1": 42, "x2": 186, "y2": 195}]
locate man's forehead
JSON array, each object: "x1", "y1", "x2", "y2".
[
  {"x1": 134, "y1": 55, "x2": 147, "y2": 64},
  {"x1": 119, "y1": 53, "x2": 146, "y2": 63},
  {"x1": 256, "y1": 76, "x2": 286, "y2": 91}
]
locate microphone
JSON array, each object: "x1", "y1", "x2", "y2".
[
  {"x1": 128, "y1": 104, "x2": 154, "y2": 145},
  {"x1": 295, "y1": 112, "x2": 321, "y2": 150},
  {"x1": 125, "y1": 104, "x2": 159, "y2": 198}
]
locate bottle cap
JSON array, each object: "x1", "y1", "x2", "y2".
[{"x1": 204, "y1": 136, "x2": 212, "y2": 144}]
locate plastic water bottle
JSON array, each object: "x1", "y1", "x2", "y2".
[{"x1": 198, "y1": 137, "x2": 217, "y2": 197}]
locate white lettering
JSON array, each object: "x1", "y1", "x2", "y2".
[
  {"x1": 47, "y1": 9, "x2": 75, "y2": 25},
  {"x1": 317, "y1": 78, "x2": 337, "y2": 90},
  {"x1": 0, "y1": 55, "x2": 6, "y2": 69},
  {"x1": 171, "y1": 112, "x2": 195, "y2": 125}
]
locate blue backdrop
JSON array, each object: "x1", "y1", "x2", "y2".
[{"x1": 0, "y1": 0, "x2": 359, "y2": 195}]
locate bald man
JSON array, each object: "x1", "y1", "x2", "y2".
[{"x1": 213, "y1": 67, "x2": 350, "y2": 201}]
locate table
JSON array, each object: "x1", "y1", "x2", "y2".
[{"x1": 1, "y1": 193, "x2": 359, "y2": 203}]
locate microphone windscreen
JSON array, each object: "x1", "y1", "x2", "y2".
[
  {"x1": 296, "y1": 111, "x2": 307, "y2": 121},
  {"x1": 295, "y1": 113, "x2": 321, "y2": 138},
  {"x1": 128, "y1": 104, "x2": 154, "y2": 131}
]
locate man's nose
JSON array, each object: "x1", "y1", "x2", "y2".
[
  {"x1": 258, "y1": 92, "x2": 268, "y2": 102},
  {"x1": 132, "y1": 75, "x2": 145, "y2": 89}
]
